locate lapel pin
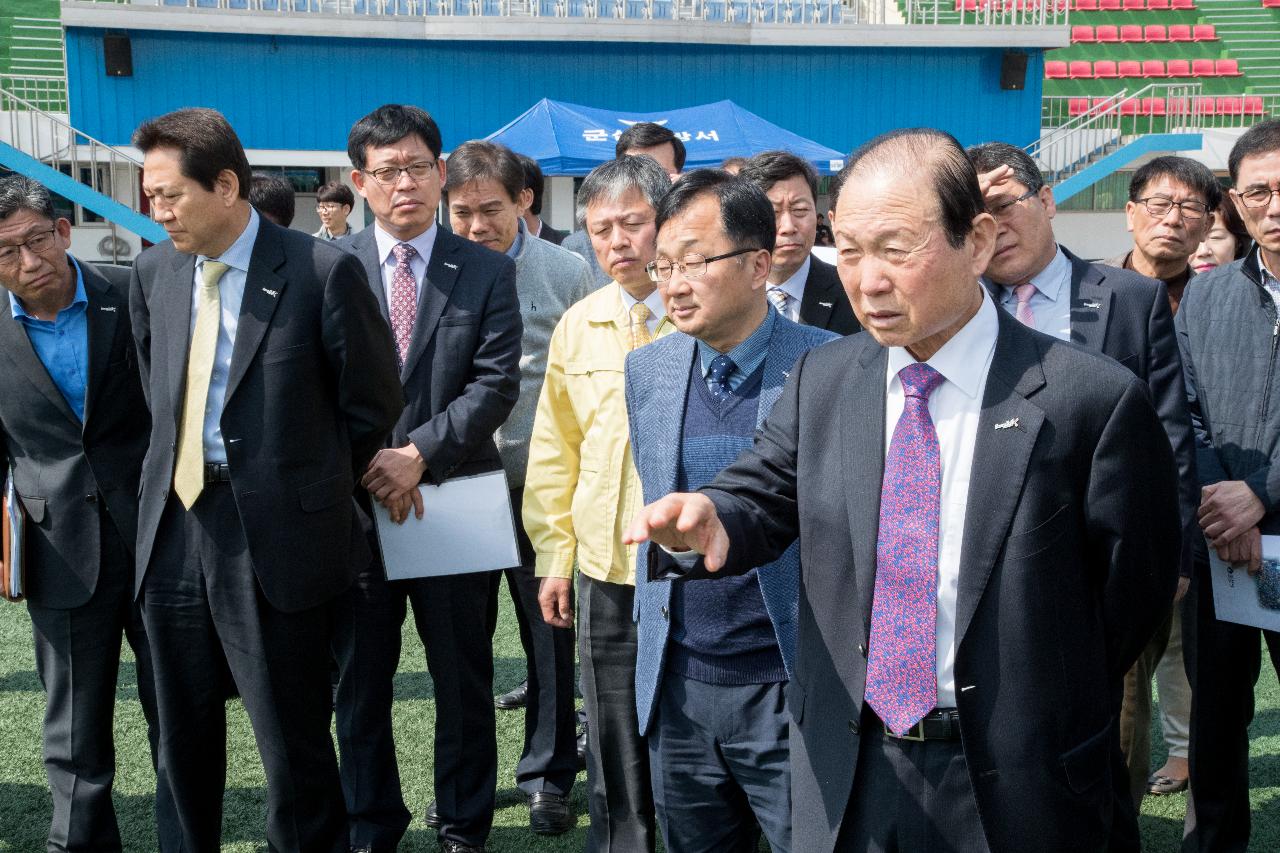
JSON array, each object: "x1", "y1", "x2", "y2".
[
  {"x1": 261, "y1": 288, "x2": 278, "y2": 298},
  {"x1": 1083, "y1": 300, "x2": 1101, "y2": 309},
  {"x1": 994, "y1": 417, "x2": 1021, "y2": 431},
  {"x1": 782, "y1": 370, "x2": 790, "y2": 379},
  {"x1": 99, "y1": 306, "x2": 117, "y2": 312},
  {"x1": 818, "y1": 301, "x2": 833, "y2": 308},
  {"x1": 444, "y1": 262, "x2": 459, "y2": 270}
]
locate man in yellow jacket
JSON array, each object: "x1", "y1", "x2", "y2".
[{"x1": 524, "y1": 154, "x2": 672, "y2": 853}]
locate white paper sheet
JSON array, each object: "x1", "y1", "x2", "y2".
[
  {"x1": 372, "y1": 470, "x2": 520, "y2": 580},
  {"x1": 1209, "y1": 534, "x2": 1280, "y2": 632}
]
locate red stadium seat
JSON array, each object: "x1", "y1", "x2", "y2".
[
  {"x1": 1171, "y1": 0, "x2": 1195, "y2": 8},
  {"x1": 1142, "y1": 59, "x2": 1168, "y2": 77},
  {"x1": 1166, "y1": 96, "x2": 1192, "y2": 115},
  {"x1": 1068, "y1": 97, "x2": 1091, "y2": 116},
  {"x1": 1075, "y1": 0, "x2": 1098, "y2": 7},
  {"x1": 1194, "y1": 96, "x2": 1216, "y2": 115},
  {"x1": 1098, "y1": 60, "x2": 1122, "y2": 78},
  {"x1": 1123, "y1": 0, "x2": 1144, "y2": 8},
  {"x1": 1166, "y1": 59, "x2": 1192, "y2": 76},
  {"x1": 1112, "y1": 60, "x2": 1137, "y2": 77},
  {"x1": 1096, "y1": 24, "x2": 1120, "y2": 41},
  {"x1": 1216, "y1": 59, "x2": 1242, "y2": 76},
  {"x1": 1070, "y1": 61, "x2": 1095, "y2": 78},
  {"x1": 1168, "y1": 24, "x2": 1192, "y2": 41},
  {"x1": 1072, "y1": 24, "x2": 1095, "y2": 41},
  {"x1": 1120, "y1": 24, "x2": 1144, "y2": 41},
  {"x1": 1045, "y1": 60, "x2": 1069, "y2": 78},
  {"x1": 1100, "y1": 0, "x2": 1121, "y2": 9},
  {"x1": 1217, "y1": 96, "x2": 1244, "y2": 115},
  {"x1": 1193, "y1": 24, "x2": 1216, "y2": 40},
  {"x1": 1119, "y1": 98, "x2": 1141, "y2": 116},
  {"x1": 1191, "y1": 58, "x2": 1217, "y2": 76},
  {"x1": 1092, "y1": 97, "x2": 1118, "y2": 113},
  {"x1": 1145, "y1": 25, "x2": 1167, "y2": 41},
  {"x1": 1264, "y1": 0, "x2": 1280, "y2": 8},
  {"x1": 1245, "y1": 95, "x2": 1265, "y2": 115},
  {"x1": 1147, "y1": 0, "x2": 1170, "y2": 8},
  {"x1": 1142, "y1": 97, "x2": 1167, "y2": 116}
]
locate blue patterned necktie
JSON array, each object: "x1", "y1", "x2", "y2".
[
  {"x1": 707, "y1": 354, "x2": 736, "y2": 401},
  {"x1": 864, "y1": 362, "x2": 946, "y2": 735}
]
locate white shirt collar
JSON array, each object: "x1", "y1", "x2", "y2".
[
  {"x1": 886, "y1": 286, "x2": 999, "y2": 402},
  {"x1": 618, "y1": 284, "x2": 666, "y2": 321},
  {"x1": 373, "y1": 220, "x2": 437, "y2": 267},
  {"x1": 770, "y1": 255, "x2": 812, "y2": 303},
  {"x1": 199, "y1": 207, "x2": 259, "y2": 273}
]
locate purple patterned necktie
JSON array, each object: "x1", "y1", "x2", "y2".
[
  {"x1": 864, "y1": 362, "x2": 946, "y2": 735},
  {"x1": 390, "y1": 242, "x2": 418, "y2": 364}
]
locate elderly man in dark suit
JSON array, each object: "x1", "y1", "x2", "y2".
[
  {"x1": 129, "y1": 108, "x2": 403, "y2": 853},
  {"x1": 0, "y1": 175, "x2": 176, "y2": 851},
  {"x1": 738, "y1": 150, "x2": 860, "y2": 336},
  {"x1": 626, "y1": 128, "x2": 1182, "y2": 853},
  {"x1": 336, "y1": 105, "x2": 522, "y2": 853}
]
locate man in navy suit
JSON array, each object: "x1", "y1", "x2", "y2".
[{"x1": 626, "y1": 169, "x2": 835, "y2": 853}]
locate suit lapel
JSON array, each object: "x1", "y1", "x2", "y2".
[
  {"x1": 164, "y1": 251, "x2": 196, "y2": 420},
  {"x1": 81, "y1": 263, "x2": 121, "y2": 427},
  {"x1": 648, "y1": 335, "x2": 696, "y2": 494},
  {"x1": 842, "y1": 343, "x2": 887, "y2": 643},
  {"x1": 224, "y1": 222, "x2": 287, "y2": 402},
  {"x1": 757, "y1": 320, "x2": 798, "y2": 429},
  {"x1": 1067, "y1": 250, "x2": 1113, "y2": 353},
  {"x1": 401, "y1": 230, "x2": 460, "y2": 383},
  {"x1": 798, "y1": 260, "x2": 837, "y2": 329},
  {"x1": 352, "y1": 228, "x2": 390, "y2": 324},
  {"x1": 952, "y1": 313, "x2": 1046, "y2": 650},
  {"x1": 0, "y1": 304, "x2": 80, "y2": 427}
]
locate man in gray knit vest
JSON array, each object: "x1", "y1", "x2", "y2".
[{"x1": 445, "y1": 140, "x2": 593, "y2": 837}]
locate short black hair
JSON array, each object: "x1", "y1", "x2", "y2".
[
  {"x1": 1128, "y1": 156, "x2": 1222, "y2": 210},
  {"x1": 316, "y1": 181, "x2": 354, "y2": 207},
  {"x1": 518, "y1": 153, "x2": 546, "y2": 215},
  {"x1": 827, "y1": 167, "x2": 845, "y2": 217},
  {"x1": 839, "y1": 128, "x2": 985, "y2": 249},
  {"x1": 616, "y1": 122, "x2": 686, "y2": 171},
  {"x1": 720, "y1": 156, "x2": 748, "y2": 173},
  {"x1": 1229, "y1": 119, "x2": 1280, "y2": 185},
  {"x1": 443, "y1": 140, "x2": 526, "y2": 203},
  {"x1": 347, "y1": 104, "x2": 443, "y2": 171},
  {"x1": 249, "y1": 173, "x2": 296, "y2": 227},
  {"x1": 737, "y1": 150, "x2": 819, "y2": 206},
  {"x1": 655, "y1": 168, "x2": 776, "y2": 254},
  {"x1": 132, "y1": 108, "x2": 252, "y2": 199},
  {"x1": 965, "y1": 141, "x2": 1045, "y2": 193}
]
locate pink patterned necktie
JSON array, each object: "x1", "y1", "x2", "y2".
[
  {"x1": 390, "y1": 242, "x2": 418, "y2": 364},
  {"x1": 864, "y1": 362, "x2": 946, "y2": 735},
  {"x1": 1013, "y1": 282, "x2": 1037, "y2": 328}
]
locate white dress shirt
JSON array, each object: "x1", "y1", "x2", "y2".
[
  {"x1": 994, "y1": 246, "x2": 1072, "y2": 341},
  {"x1": 372, "y1": 220, "x2": 437, "y2": 309},
  {"x1": 766, "y1": 255, "x2": 811, "y2": 323},
  {"x1": 191, "y1": 207, "x2": 259, "y2": 464},
  {"x1": 883, "y1": 288, "x2": 999, "y2": 707},
  {"x1": 618, "y1": 286, "x2": 667, "y2": 336}
]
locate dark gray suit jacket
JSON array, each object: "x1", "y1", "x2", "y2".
[
  {"x1": 0, "y1": 261, "x2": 148, "y2": 608},
  {"x1": 129, "y1": 218, "x2": 403, "y2": 612},
  {"x1": 684, "y1": 308, "x2": 1181, "y2": 853},
  {"x1": 798, "y1": 256, "x2": 860, "y2": 336},
  {"x1": 537, "y1": 223, "x2": 568, "y2": 246}
]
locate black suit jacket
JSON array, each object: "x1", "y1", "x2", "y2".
[
  {"x1": 0, "y1": 261, "x2": 148, "y2": 608},
  {"x1": 798, "y1": 256, "x2": 860, "y2": 335},
  {"x1": 683, "y1": 309, "x2": 1181, "y2": 853},
  {"x1": 340, "y1": 226, "x2": 521, "y2": 484},
  {"x1": 537, "y1": 223, "x2": 567, "y2": 246},
  {"x1": 130, "y1": 218, "x2": 403, "y2": 612}
]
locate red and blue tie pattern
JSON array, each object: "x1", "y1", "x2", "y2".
[
  {"x1": 390, "y1": 242, "x2": 418, "y2": 365},
  {"x1": 864, "y1": 362, "x2": 946, "y2": 735}
]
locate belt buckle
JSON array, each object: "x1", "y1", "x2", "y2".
[{"x1": 885, "y1": 720, "x2": 926, "y2": 742}]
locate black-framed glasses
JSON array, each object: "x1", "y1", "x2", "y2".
[
  {"x1": 1234, "y1": 187, "x2": 1280, "y2": 209},
  {"x1": 1135, "y1": 195, "x2": 1209, "y2": 220},
  {"x1": 987, "y1": 188, "x2": 1037, "y2": 218},
  {"x1": 0, "y1": 229, "x2": 56, "y2": 266},
  {"x1": 645, "y1": 247, "x2": 761, "y2": 283},
  {"x1": 361, "y1": 161, "x2": 438, "y2": 186},
  {"x1": 315, "y1": 202, "x2": 347, "y2": 213}
]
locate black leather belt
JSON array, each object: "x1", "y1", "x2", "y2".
[
  {"x1": 879, "y1": 708, "x2": 961, "y2": 742},
  {"x1": 203, "y1": 463, "x2": 233, "y2": 484}
]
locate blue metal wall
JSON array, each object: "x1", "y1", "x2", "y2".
[{"x1": 66, "y1": 28, "x2": 1044, "y2": 155}]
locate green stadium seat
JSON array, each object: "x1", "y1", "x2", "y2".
[
  {"x1": 1143, "y1": 59, "x2": 1167, "y2": 76},
  {"x1": 1168, "y1": 24, "x2": 1192, "y2": 41},
  {"x1": 1166, "y1": 59, "x2": 1192, "y2": 76},
  {"x1": 1098, "y1": 60, "x2": 1122, "y2": 77},
  {"x1": 1071, "y1": 61, "x2": 1095, "y2": 78},
  {"x1": 1216, "y1": 59, "x2": 1242, "y2": 76},
  {"x1": 1096, "y1": 24, "x2": 1119, "y2": 41},
  {"x1": 1046, "y1": 60, "x2": 1069, "y2": 78},
  {"x1": 1072, "y1": 24, "x2": 1095, "y2": 41},
  {"x1": 1120, "y1": 24, "x2": 1144, "y2": 41},
  {"x1": 1145, "y1": 24, "x2": 1167, "y2": 41}
]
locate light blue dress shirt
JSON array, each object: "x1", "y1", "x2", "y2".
[
  {"x1": 10, "y1": 257, "x2": 90, "y2": 421},
  {"x1": 695, "y1": 305, "x2": 778, "y2": 393},
  {"x1": 992, "y1": 246, "x2": 1073, "y2": 342},
  {"x1": 191, "y1": 207, "x2": 259, "y2": 464},
  {"x1": 506, "y1": 217, "x2": 526, "y2": 260}
]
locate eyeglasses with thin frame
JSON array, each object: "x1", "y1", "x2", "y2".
[
  {"x1": 987, "y1": 188, "x2": 1037, "y2": 219},
  {"x1": 361, "y1": 161, "x2": 438, "y2": 187},
  {"x1": 315, "y1": 202, "x2": 348, "y2": 213},
  {"x1": 1134, "y1": 195, "x2": 1209, "y2": 221},
  {"x1": 0, "y1": 229, "x2": 57, "y2": 266},
  {"x1": 645, "y1": 247, "x2": 762, "y2": 283},
  {"x1": 1233, "y1": 187, "x2": 1280, "y2": 209}
]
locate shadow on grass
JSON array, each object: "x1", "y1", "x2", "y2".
[
  {"x1": 0, "y1": 668, "x2": 41, "y2": 692},
  {"x1": 391, "y1": 657, "x2": 528, "y2": 702}
]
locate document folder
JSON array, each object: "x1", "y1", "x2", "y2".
[{"x1": 2, "y1": 474, "x2": 25, "y2": 602}]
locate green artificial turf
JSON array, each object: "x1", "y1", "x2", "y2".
[{"x1": 1, "y1": 581, "x2": 1279, "y2": 850}]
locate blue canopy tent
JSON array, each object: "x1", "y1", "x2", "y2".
[{"x1": 485, "y1": 98, "x2": 846, "y2": 176}]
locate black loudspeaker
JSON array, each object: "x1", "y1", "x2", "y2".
[
  {"x1": 104, "y1": 34, "x2": 132, "y2": 78},
  {"x1": 1000, "y1": 51, "x2": 1028, "y2": 91}
]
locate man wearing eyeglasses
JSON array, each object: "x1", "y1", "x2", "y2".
[
  {"x1": 967, "y1": 143, "x2": 1197, "y2": 838},
  {"x1": 1176, "y1": 119, "x2": 1280, "y2": 853},
  {"x1": 336, "y1": 104, "x2": 522, "y2": 853}
]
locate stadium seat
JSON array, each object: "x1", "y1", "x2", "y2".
[
  {"x1": 1123, "y1": 0, "x2": 1144, "y2": 8},
  {"x1": 1264, "y1": 0, "x2": 1280, "y2": 8},
  {"x1": 1100, "y1": 0, "x2": 1121, "y2": 9},
  {"x1": 1075, "y1": 0, "x2": 1098, "y2": 8},
  {"x1": 1070, "y1": 61, "x2": 1095, "y2": 78},
  {"x1": 1143, "y1": 59, "x2": 1167, "y2": 76},
  {"x1": 728, "y1": 0, "x2": 750, "y2": 18},
  {"x1": 1168, "y1": 24, "x2": 1192, "y2": 41},
  {"x1": 1216, "y1": 59, "x2": 1243, "y2": 76},
  {"x1": 1166, "y1": 59, "x2": 1192, "y2": 76},
  {"x1": 1120, "y1": 98, "x2": 1141, "y2": 116},
  {"x1": 1194, "y1": 96, "x2": 1216, "y2": 115},
  {"x1": 1245, "y1": 95, "x2": 1266, "y2": 115},
  {"x1": 1072, "y1": 25, "x2": 1095, "y2": 42},
  {"x1": 1193, "y1": 24, "x2": 1216, "y2": 40},
  {"x1": 566, "y1": 0, "x2": 589, "y2": 14},
  {"x1": 1069, "y1": 97, "x2": 1091, "y2": 116},
  {"x1": 481, "y1": 0, "x2": 503, "y2": 14},
  {"x1": 1171, "y1": 0, "x2": 1194, "y2": 7},
  {"x1": 1120, "y1": 25, "x2": 1144, "y2": 42},
  {"x1": 1217, "y1": 96, "x2": 1244, "y2": 115},
  {"x1": 1096, "y1": 24, "x2": 1119, "y2": 41},
  {"x1": 1046, "y1": 60, "x2": 1069, "y2": 78},
  {"x1": 1142, "y1": 97, "x2": 1167, "y2": 116},
  {"x1": 1166, "y1": 96, "x2": 1192, "y2": 115},
  {"x1": 1098, "y1": 60, "x2": 1122, "y2": 78},
  {"x1": 1113, "y1": 60, "x2": 1137, "y2": 77},
  {"x1": 1191, "y1": 58, "x2": 1217, "y2": 76},
  {"x1": 1092, "y1": 97, "x2": 1118, "y2": 113},
  {"x1": 1147, "y1": 0, "x2": 1170, "y2": 8},
  {"x1": 1145, "y1": 25, "x2": 1167, "y2": 41}
]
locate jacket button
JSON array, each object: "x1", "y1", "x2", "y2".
[
  {"x1": 85, "y1": 493, "x2": 97, "y2": 504},
  {"x1": 849, "y1": 719, "x2": 860, "y2": 734},
  {"x1": 660, "y1": 606, "x2": 669, "y2": 620},
  {"x1": 858, "y1": 643, "x2": 867, "y2": 657}
]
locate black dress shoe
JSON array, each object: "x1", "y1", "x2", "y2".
[
  {"x1": 576, "y1": 721, "x2": 588, "y2": 770},
  {"x1": 438, "y1": 841, "x2": 485, "y2": 853},
  {"x1": 529, "y1": 791, "x2": 573, "y2": 835},
  {"x1": 425, "y1": 799, "x2": 441, "y2": 828},
  {"x1": 495, "y1": 679, "x2": 529, "y2": 711}
]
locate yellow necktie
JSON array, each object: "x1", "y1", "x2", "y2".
[
  {"x1": 173, "y1": 260, "x2": 229, "y2": 509},
  {"x1": 629, "y1": 301, "x2": 653, "y2": 351}
]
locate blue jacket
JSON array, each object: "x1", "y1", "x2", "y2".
[{"x1": 624, "y1": 312, "x2": 837, "y2": 735}]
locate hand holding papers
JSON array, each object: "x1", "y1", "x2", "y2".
[
  {"x1": 2, "y1": 475, "x2": 25, "y2": 602},
  {"x1": 1209, "y1": 534, "x2": 1280, "y2": 632}
]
